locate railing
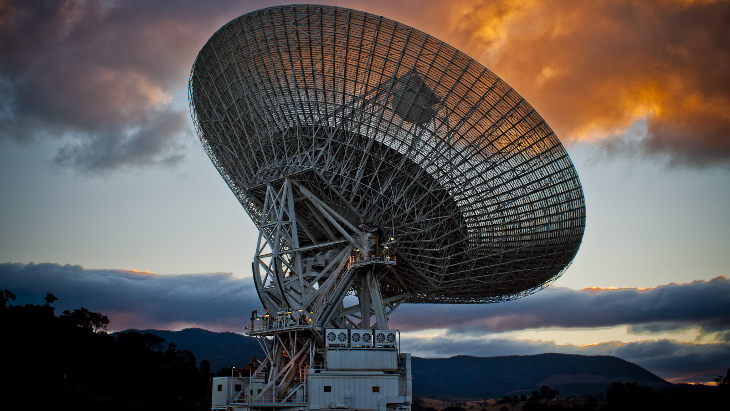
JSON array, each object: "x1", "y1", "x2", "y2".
[
  {"x1": 228, "y1": 385, "x2": 307, "y2": 405},
  {"x1": 349, "y1": 254, "x2": 397, "y2": 268},
  {"x1": 256, "y1": 314, "x2": 314, "y2": 332}
]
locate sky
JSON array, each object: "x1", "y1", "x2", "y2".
[{"x1": 1, "y1": 0, "x2": 729, "y2": 384}]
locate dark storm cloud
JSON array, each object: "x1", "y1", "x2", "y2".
[
  {"x1": 391, "y1": 276, "x2": 730, "y2": 335},
  {"x1": 53, "y1": 108, "x2": 188, "y2": 171},
  {"x1": 3, "y1": 261, "x2": 728, "y2": 338},
  {"x1": 0, "y1": 0, "x2": 267, "y2": 172},
  {"x1": 3, "y1": 0, "x2": 728, "y2": 171},
  {"x1": 0, "y1": 262, "x2": 261, "y2": 332}
]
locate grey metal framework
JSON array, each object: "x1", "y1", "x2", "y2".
[
  {"x1": 191, "y1": 5, "x2": 585, "y2": 407},
  {"x1": 189, "y1": 4, "x2": 585, "y2": 305}
]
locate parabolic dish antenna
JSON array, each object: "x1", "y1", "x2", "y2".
[{"x1": 190, "y1": 4, "x2": 585, "y2": 409}]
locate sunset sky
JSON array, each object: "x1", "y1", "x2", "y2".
[{"x1": 1, "y1": 0, "x2": 729, "y2": 384}]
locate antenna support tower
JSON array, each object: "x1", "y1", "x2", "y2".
[{"x1": 189, "y1": 5, "x2": 586, "y2": 411}]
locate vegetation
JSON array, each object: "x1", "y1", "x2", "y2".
[
  {"x1": 413, "y1": 376, "x2": 728, "y2": 411},
  {"x1": 2, "y1": 289, "x2": 213, "y2": 410},
  {"x1": 714, "y1": 368, "x2": 730, "y2": 386},
  {"x1": 602, "y1": 380, "x2": 728, "y2": 411}
]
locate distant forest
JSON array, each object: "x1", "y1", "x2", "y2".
[
  {"x1": 2, "y1": 290, "x2": 213, "y2": 410},
  {"x1": 2, "y1": 289, "x2": 728, "y2": 410}
]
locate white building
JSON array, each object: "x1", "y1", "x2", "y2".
[{"x1": 212, "y1": 328, "x2": 411, "y2": 411}]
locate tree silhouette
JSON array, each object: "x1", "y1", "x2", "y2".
[
  {"x1": 606, "y1": 381, "x2": 658, "y2": 411},
  {"x1": 44, "y1": 292, "x2": 58, "y2": 306},
  {"x1": 4, "y1": 298, "x2": 214, "y2": 410},
  {"x1": 60, "y1": 307, "x2": 110, "y2": 332},
  {"x1": 522, "y1": 386, "x2": 558, "y2": 411},
  {"x1": 713, "y1": 368, "x2": 729, "y2": 386},
  {"x1": 539, "y1": 385, "x2": 558, "y2": 400},
  {"x1": 200, "y1": 359, "x2": 211, "y2": 375},
  {"x1": 1, "y1": 289, "x2": 16, "y2": 308}
]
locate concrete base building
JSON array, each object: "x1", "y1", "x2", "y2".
[{"x1": 212, "y1": 330, "x2": 411, "y2": 411}]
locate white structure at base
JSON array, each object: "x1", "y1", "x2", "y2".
[
  {"x1": 212, "y1": 344, "x2": 411, "y2": 411},
  {"x1": 207, "y1": 178, "x2": 411, "y2": 411}
]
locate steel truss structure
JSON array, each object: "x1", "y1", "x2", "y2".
[
  {"x1": 190, "y1": 4, "x2": 585, "y2": 409},
  {"x1": 239, "y1": 176, "x2": 410, "y2": 403}
]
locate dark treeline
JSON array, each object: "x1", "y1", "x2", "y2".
[
  {"x1": 2, "y1": 290, "x2": 212, "y2": 410},
  {"x1": 414, "y1": 375, "x2": 729, "y2": 411},
  {"x1": 601, "y1": 379, "x2": 728, "y2": 411}
]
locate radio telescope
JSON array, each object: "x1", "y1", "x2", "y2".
[{"x1": 189, "y1": 4, "x2": 585, "y2": 411}]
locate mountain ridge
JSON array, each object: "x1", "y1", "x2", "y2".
[
  {"x1": 116, "y1": 328, "x2": 670, "y2": 398},
  {"x1": 411, "y1": 353, "x2": 670, "y2": 398}
]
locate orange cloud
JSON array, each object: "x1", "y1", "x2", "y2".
[
  {"x1": 119, "y1": 269, "x2": 156, "y2": 275},
  {"x1": 579, "y1": 276, "x2": 726, "y2": 293},
  {"x1": 382, "y1": 0, "x2": 730, "y2": 166},
  {"x1": 3, "y1": 0, "x2": 727, "y2": 169}
]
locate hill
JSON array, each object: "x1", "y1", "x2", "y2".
[
  {"x1": 116, "y1": 328, "x2": 264, "y2": 373},
  {"x1": 412, "y1": 353, "x2": 671, "y2": 399},
  {"x1": 120, "y1": 328, "x2": 670, "y2": 399}
]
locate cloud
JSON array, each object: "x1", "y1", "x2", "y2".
[
  {"x1": 2, "y1": 1, "x2": 727, "y2": 171},
  {"x1": 422, "y1": 0, "x2": 730, "y2": 167},
  {"x1": 391, "y1": 277, "x2": 730, "y2": 335},
  {"x1": 0, "y1": 262, "x2": 261, "y2": 332},
  {"x1": 53, "y1": 108, "x2": 188, "y2": 172},
  {"x1": 3, "y1": 262, "x2": 727, "y2": 337},
  {"x1": 0, "y1": 0, "x2": 259, "y2": 172},
  {"x1": 3, "y1": 261, "x2": 728, "y2": 382}
]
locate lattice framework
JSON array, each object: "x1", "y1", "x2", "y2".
[{"x1": 189, "y1": 4, "x2": 586, "y2": 304}]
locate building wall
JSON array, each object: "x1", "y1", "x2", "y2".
[
  {"x1": 212, "y1": 376, "x2": 249, "y2": 407},
  {"x1": 212, "y1": 377, "x2": 230, "y2": 407},
  {"x1": 326, "y1": 349, "x2": 398, "y2": 370},
  {"x1": 309, "y1": 371, "x2": 401, "y2": 410}
]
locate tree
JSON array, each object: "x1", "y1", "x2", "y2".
[
  {"x1": 44, "y1": 292, "x2": 58, "y2": 306},
  {"x1": 60, "y1": 307, "x2": 109, "y2": 332},
  {"x1": 2, "y1": 294, "x2": 214, "y2": 409},
  {"x1": 1, "y1": 289, "x2": 16, "y2": 308},
  {"x1": 164, "y1": 342, "x2": 178, "y2": 362},
  {"x1": 606, "y1": 381, "x2": 625, "y2": 404},
  {"x1": 200, "y1": 359, "x2": 211, "y2": 375},
  {"x1": 177, "y1": 349, "x2": 197, "y2": 367},
  {"x1": 540, "y1": 385, "x2": 558, "y2": 401},
  {"x1": 713, "y1": 368, "x2": 729, "y2": 386},
  {"x1": 89, "y1": 311, "x2": 110, "y2": 332},
  {"x1": 606, "y1": 381, "x2": 657, "y2": 411},
  {"x1": 585, "y1": 396, "x2": 598, "y2": 410}
]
